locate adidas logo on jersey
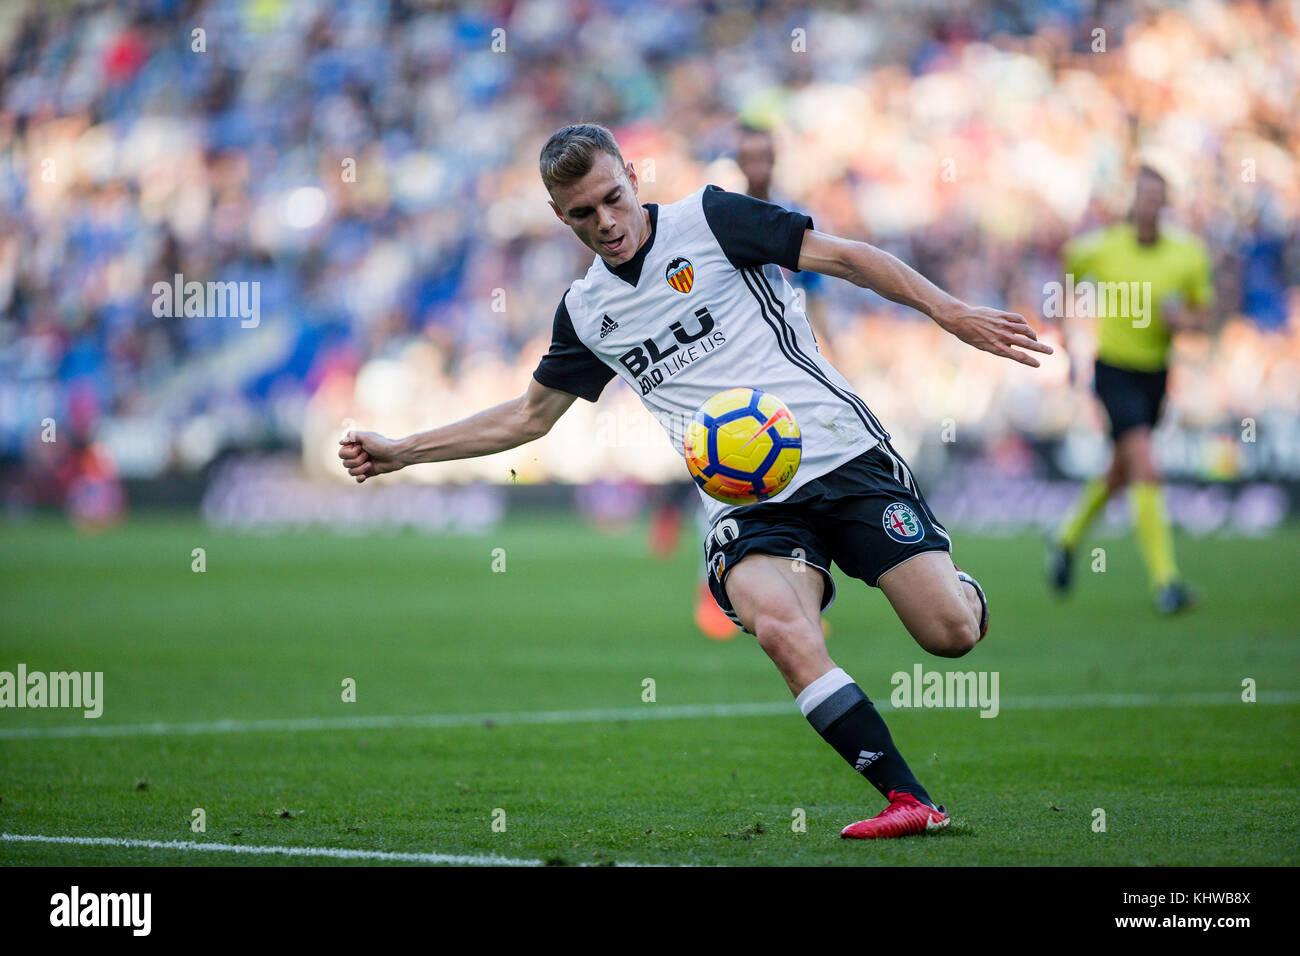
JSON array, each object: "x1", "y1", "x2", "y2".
[
  {"x1": 599, "y1": 314, "x2": 618, "y2": 338},
  {"x1": 854, "y1": 750, "x2": 883, "y2": 772}
]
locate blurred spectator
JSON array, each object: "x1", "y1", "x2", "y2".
[{"x1": 0, "y1": 0, "x2": 1297, "y2": 499}]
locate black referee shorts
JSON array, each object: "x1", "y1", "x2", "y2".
[
  {"x1": 703, "y1": 440, "x2": 952, "y2": 633},
  {"x1": 1093, "y1": 358, "x2": 1168, "y2": 439}
]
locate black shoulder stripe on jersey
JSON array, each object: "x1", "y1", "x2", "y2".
[
  {"x1": 741, "y1": 267, "x2": 888, "y2": 441},
  {"x1": 759, "y1": 267, "x2": 894, "y2": 442},
  {"x1": 746, "y1": 266, "x2": 883, "y2": 437},
  {"x1": 740, "y1": 266, "x2": 874, "y2": 436},
  {"x1": 749, "y1": 266, "x2": 888, "y2": 440}
]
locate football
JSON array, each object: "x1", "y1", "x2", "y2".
[{"x1": 683, "y1": 387, "x2": 802, "y2": 505}]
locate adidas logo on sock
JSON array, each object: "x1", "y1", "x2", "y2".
[
  {"x1": 854, "y1": 750, "x2": 883, "y2": 772},
  {"x1": 599, "y1": 314, "x2": 618, "y2": 338}
]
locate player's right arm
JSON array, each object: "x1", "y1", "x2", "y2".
[
  {"x1": 797, "y1": 230, "x2": 1051, "y2": 367},
  {"x1": 338, "y1": 378, "x2": 577, "y2": 483}
]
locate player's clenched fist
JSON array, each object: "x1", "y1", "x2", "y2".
[{"x1": 338, "y1": 430, "x2": 404, "y2": 483}]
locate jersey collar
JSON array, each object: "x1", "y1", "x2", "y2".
[{"x1": 603, "y1": 203, "x2": 658, "y2": 287}]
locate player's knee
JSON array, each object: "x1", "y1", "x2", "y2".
[{"x1": 752, "y1": 612, "x2": 823, "y2": 667}]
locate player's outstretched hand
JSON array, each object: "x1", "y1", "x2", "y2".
[
  {"x1": 338, "y1": 430, "x2": 404, "y2": 483},
  {"x1": 933, "y1": 302, "x2": 1053, "y2": 368}
]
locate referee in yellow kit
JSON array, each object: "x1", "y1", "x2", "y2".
[{"x1": 1046, "y1": 164, "x2": 1213, "y2": 614}]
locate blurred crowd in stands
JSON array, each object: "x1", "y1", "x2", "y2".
[{"x1": 1, "y1": 0, "x2": 1297, "y2": 506}]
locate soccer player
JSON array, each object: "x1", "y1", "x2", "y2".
[
  {"x1": 339, "y1": 124, "x2": 1051, "y2": 839},
  {"x1": 1046, "y1": 164, "x2": 1212, "y2": 614}
]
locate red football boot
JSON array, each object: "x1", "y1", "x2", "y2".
[{"x1": 840, "y1": 790, "x2": 950, "y2": 839}]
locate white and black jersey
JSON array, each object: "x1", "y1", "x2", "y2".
[{"x1": 533, "y1": 184, "x2": 888, "y2": 525}]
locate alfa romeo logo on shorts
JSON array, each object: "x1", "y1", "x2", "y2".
[{"x1": 882, "y1": 502, "x2": 924, "y2": 543}]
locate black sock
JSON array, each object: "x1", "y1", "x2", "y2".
[{"x1": 802, "y1": 675, "x2": 933, "y2": 807}]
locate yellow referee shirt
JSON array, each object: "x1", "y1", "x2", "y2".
[{"x1": 1062, "y1": 223, "x2": 1213, "y2": 372}]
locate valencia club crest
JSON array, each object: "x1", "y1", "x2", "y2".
[{"x1": 665, "y1": 256, "x2": 694, "y2": 293}]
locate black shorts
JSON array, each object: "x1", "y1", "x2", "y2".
[
  {"x1": 703, "y1": 440, "x2": 952, "y2": 632},
  {"x1": 1094, "y1": 359, "x2": 1168, "y2": 439}
]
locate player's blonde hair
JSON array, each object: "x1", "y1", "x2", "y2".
[{"x1": 539, "y1": 124, "x2": 626, "y2": 194}]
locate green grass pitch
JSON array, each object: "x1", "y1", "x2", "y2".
[{"x1": 1, "y1": 513, "x2": 1297, "y2": 866}]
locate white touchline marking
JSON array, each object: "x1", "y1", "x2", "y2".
[
  {"x1": 1, "y1": 691, "x2": 1296, "y2": 741},
  {"x1": 0, "y1": 702, "x2": 791, "y2": 740},
  {"x1": 0, "y1": 833, "x2": 655, "y2": 867}
]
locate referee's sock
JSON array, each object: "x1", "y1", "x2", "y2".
[
  {"x1": 1059, "y1": 477, "x2": 1110, "y2": 550},
  {"x1": 1131, "y1": 481, "x2": 1179, "y2": 588},
  {"x1": 796, "y1": 667, "x2": 934, "y2": 808}
]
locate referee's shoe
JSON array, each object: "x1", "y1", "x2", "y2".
[
  {"x1": 1155, "y1": 580, "x2": 1198, "y2": 615},
  {"x1": 1044, "y1": 536, "x2": 1072, "y2": 595}
]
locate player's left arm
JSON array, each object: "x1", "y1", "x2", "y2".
[{"x1": 796, "y1": 230, "x2": 1052, "y2": 368}]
